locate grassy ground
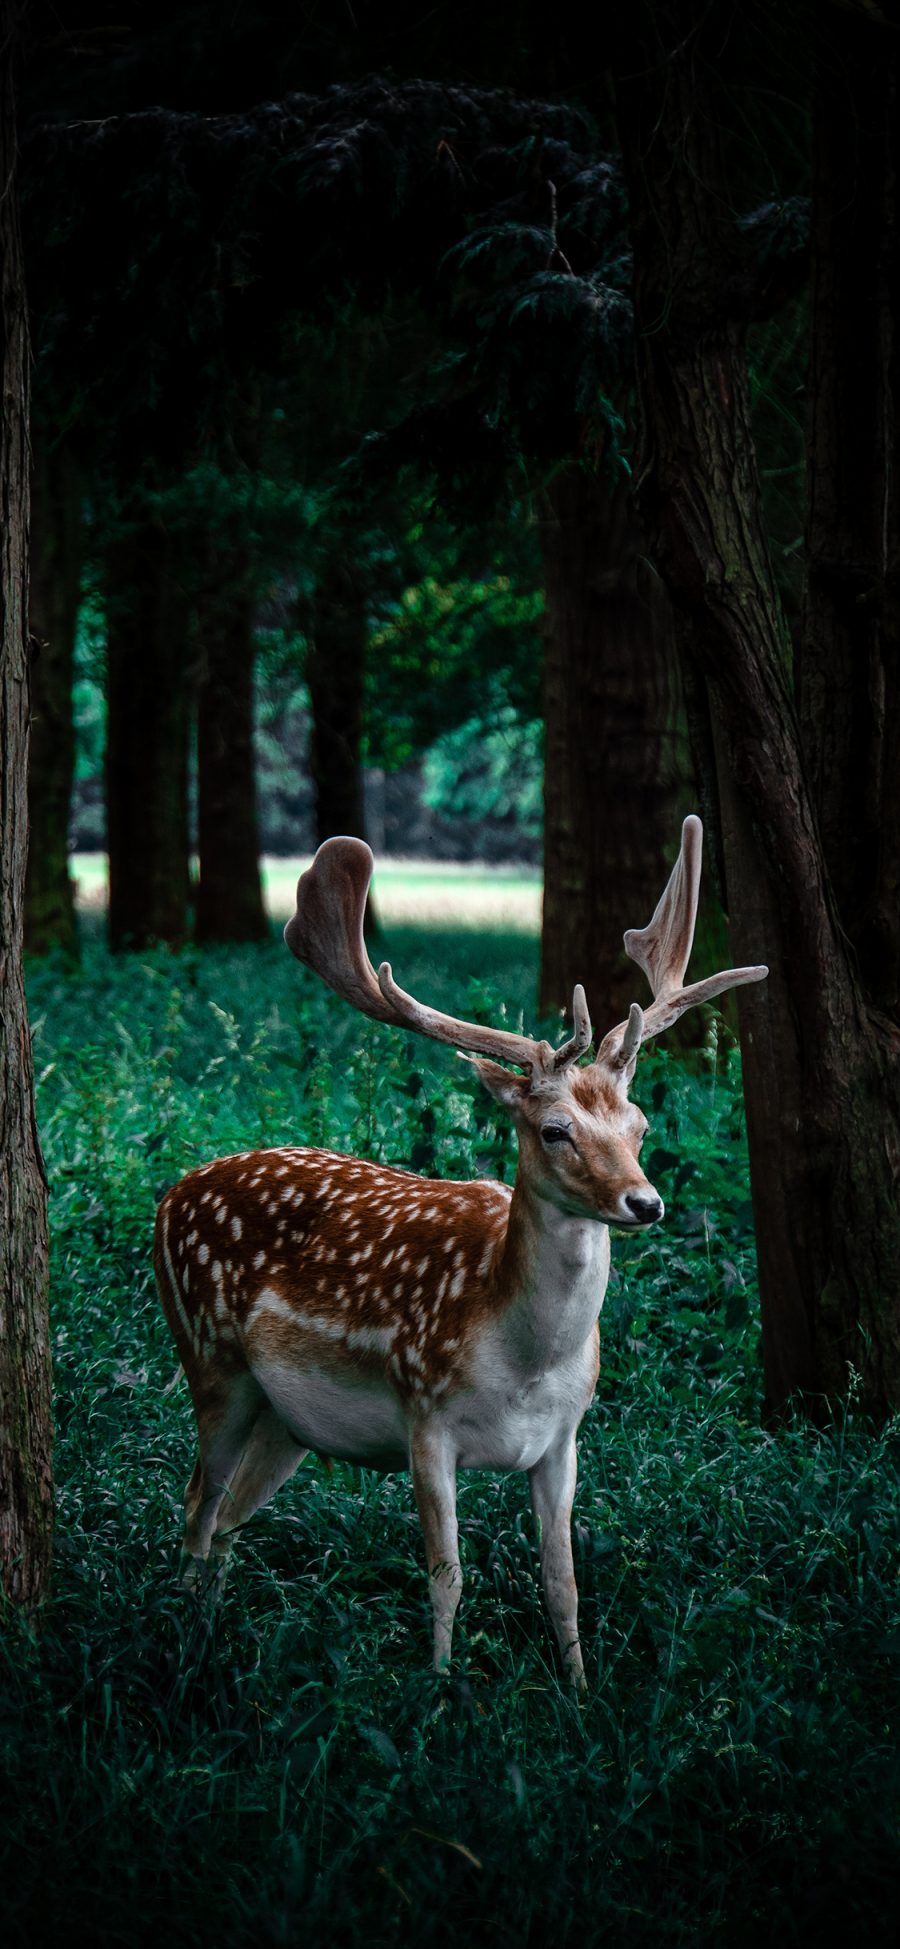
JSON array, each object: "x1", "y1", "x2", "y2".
[
  {"x1": 5, "y1": 915, "x2": 900, "y2": 1946},
  {"x1": 71, "y1": 853, "x2": 543, "y2": 932}
]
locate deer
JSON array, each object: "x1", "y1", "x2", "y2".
[{"x1": 154, "y1": 815, "x2": 766, "y2": 1689}]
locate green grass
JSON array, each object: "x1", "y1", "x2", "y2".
[
  {"x1": 5, "y1": 917, "x2": 900, "y2": 1946},
  {"x1": 71, "y1": 853, "x2": 543, "y2": 932}
]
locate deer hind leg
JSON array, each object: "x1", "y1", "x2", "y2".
[
  {"x1": 529, "y1": 1433, "x2": 586, "y2": 1692},
  {"x1": 180, "y1": 1367, "x2": 266, "y2": 1592},
  {"x1": 411, "y1": 1430, "x2": 462, "y2": 1674},
  {"x1": 208, "y1": 1404, "x2": 307, "y2": 1575}
]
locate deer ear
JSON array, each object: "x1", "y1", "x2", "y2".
[{"x1": 469, "y1": 1058, "x2": 531, "y2": 1111}]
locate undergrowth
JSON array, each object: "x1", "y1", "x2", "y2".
[{"x1": 4, "y1": 920, "x2": 899, "y2": 1946}]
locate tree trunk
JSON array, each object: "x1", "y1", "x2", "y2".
[
  {"x1": 306, "y1": 556, "x2": 368, "y2": 844},
  {"x1": 539, "y1": 461, "x2": 684, "y2": 1035},
  {"x1": 195, "y1": 564, "x2": 267, "y2": 944},
  {"x1": 0, "y1": 4, "x2": 54, "y2": 1609},
  {"x1": 24, "y1": 437, "x2": 81, "y2": 957},
  {"x1": 614, "y1": 2, "x2": 900, "y2": 1417},
  {"x1": 105, "y1": 509, "x2": 191, "y2": 950},
  {"x1": 801, "y1": 17, "x2": 900, "y2": 1015}
]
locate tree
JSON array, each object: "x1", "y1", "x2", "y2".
[
  {"x1": 539, "y1": 460, "x2": 681, "y2": 1029},
  {"x1": 802, "y1": 6, "x2": 900, "y2": 1015},
  {"x1": 306, "y1": 552, "x2": 368, "y2": 847},
  {"x1": 195, "y1": 554, "x2": 267, "y2": 944},
  {"x1": 104, "y1": 491, "x2": 192, "y2": 951},
  {"x1": 24, "y1": 436, "x2": 82, "y2": 957},
  {"x1": 613, "y1": 0, "x2": 900, "y2": 1416},
  {"x1": 0, "y1": 0, "x2": 53, "y2": 1607},
  {"x1": 193, "y1": 403, "x2": 268, "y2": 946}
]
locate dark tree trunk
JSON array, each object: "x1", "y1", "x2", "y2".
[
  {"x1": 0, "y1": 4, "x2": 53, "y2": 1609},
  {"x1": 614, "y1": 2, "x2": 900, "y2": 1417},
  {"x1": 105, "y1": 509, "x2": 191, "y2": 950},
  {"x1": 307, "y1": 557, "x2": 367, "y2": 845},
  {"x1": 195, "y1": 563, "x2": 267, "y2": 944},
  {"x1": 802, "y1": 20, "x2": 900, "y2": 1014},
  {"x1": 24, "y1": 437, "x2": 81, "y2": 957},
  {"x1": 539, "y1": 461, "x2": 683, "y2": 1035}
]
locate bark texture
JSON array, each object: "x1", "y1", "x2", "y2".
[
  {"x1": 0, "y1": 3, "x2": 54, "y2": 1608},
  {"x1": 539, "y1": 462, "x2": 683, "y2": 1036},
  {"x1": 105, "y1": 509, "x2": 191, "y2": 950},
  {"x1": 24, "y1": 437, "x2": 81, "y2": 957},
  {"x1": 802, "y1": 24, "x2": 900, "y2": 1013},
  {"x1": 615, "y1": 2, "x2": 900, "y2": 1416},
  {"x1": 307, "y1": 557, "x2": 368, "y2": 845},
  {"x1": 195, "y1": 562, "x2": 267, "y2": 944}
]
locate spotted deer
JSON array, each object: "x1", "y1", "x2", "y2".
[{"x1": 154, "y1": 815, "x2": 766, "y2": 1688}]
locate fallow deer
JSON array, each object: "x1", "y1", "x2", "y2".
[{"x1": 154, "y1": 815, "x2": 766, "y2": 1688}]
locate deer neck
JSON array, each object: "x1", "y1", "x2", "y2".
[{"x1": 493, "y1": 1169, "x2": 611, "y2": 1374}]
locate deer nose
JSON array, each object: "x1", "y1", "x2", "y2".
[{"x1": 623, "y1": 1191, "x2": 664, "y2": 1226}]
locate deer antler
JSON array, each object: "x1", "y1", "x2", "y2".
[
  {"x1": 595, "y1": 815, "x2": 768, "y2": 1074},
  {"x1": 285, "y1": 837, "x2": 592, "y2": 1076}
]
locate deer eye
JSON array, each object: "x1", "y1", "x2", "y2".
[{"x1": 542, "y1": 1124, "x2": 574, "y2": 1147}]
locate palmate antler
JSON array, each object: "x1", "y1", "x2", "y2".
[
  {"x1": 285, "y1": 837, "x2": 592, "y2": 1077},
  {"x1": 595, "y1": 815, "x2": 768, "y2": 1074}
]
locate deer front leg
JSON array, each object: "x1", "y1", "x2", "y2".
[
  {"x1": 410, "y1": 1430, "x2": 462, "y2": 1674},
  {"x1": 529, "y1": 1433, "x2": 586, "y2": 1692}
]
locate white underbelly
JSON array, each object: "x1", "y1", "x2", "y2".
[
  {"x1": 251, "y1": 1344, "x2": 595, "y2": 1478},
  {"x1": 443, "y1": 1334, "x2": 597, "y2": 1471},
  {"x1": 444, "y1": 1402, "x2": 570, "y2": 1472},
  {"x1": 250, "y1": 1357, "x2": 408, "y2": 1469}
]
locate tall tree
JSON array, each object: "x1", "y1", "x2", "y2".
[
  {"x1": 0, "y1": 0, "x2": 53, "y2": 1608},
  {"x1": 24, "y1": 435, "x2": 82, "y2": 956},
  {"x1": 540, "y1": 460, "x2": 681, "y2": 1031},
  {"x1": 614, "y1": 1, "x2": 900, "y2": 1416},
  {"x1": 306, "y1": 550, "x2": 369, "y2": 849},
  {"x1": 193, "y1": 390, "x2": 269, "y2": 945},
  {"x1": 802, "y1": 6, "x2": 900, "y2": 1015},
  {"x1": 195, "y1": 548, "x2": 267, "y2": 943},
  {"x1": 105, "y1": 496, "x2": 192, "y2": 951}
]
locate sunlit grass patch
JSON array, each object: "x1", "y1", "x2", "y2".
[{"x1": 70, "y1": 852, "x2": 544, "y2": 933}]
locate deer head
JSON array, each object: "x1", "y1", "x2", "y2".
[{"x1": 284, "y1": 815, "x2": 767, "y2": 1231}]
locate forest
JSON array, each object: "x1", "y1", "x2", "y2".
[{"x1": 1, "y1": 1, "x2": 899, "y2": 1943}]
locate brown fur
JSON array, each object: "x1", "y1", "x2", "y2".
[{"x1": 155, "y1": 1146, "x2": 515, "y2": 1405}]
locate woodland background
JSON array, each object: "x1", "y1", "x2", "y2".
[{"x1": 1, "y1": 1, "x2": 899, "y2": 1943}]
